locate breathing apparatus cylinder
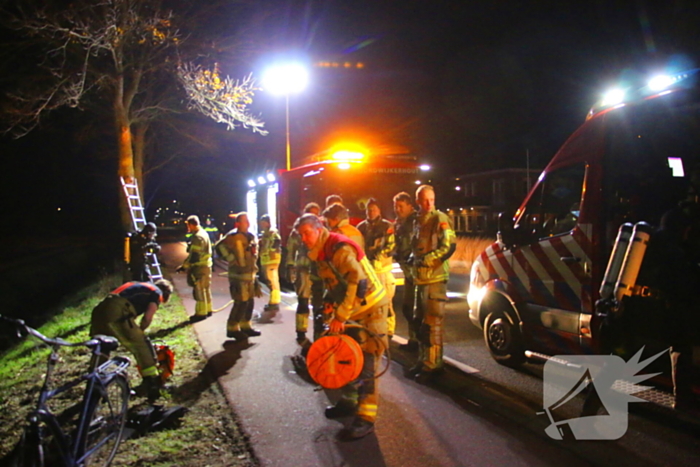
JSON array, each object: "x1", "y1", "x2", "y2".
[
  {"x1": 599, "y1": 223, "x2": 633, "y2": 301},
  {"x1": 614, "y1": 222, "x2": 653, "y2": 303}
]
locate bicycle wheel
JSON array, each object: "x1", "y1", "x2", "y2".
[
  {"x1": 8, "y1": 423, "x2": 66, "y2": 467},
  {"x1": 78, "y1": 374, "x2": 129, "y2": 467}
]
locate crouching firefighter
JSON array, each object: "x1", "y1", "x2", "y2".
[
  {"x1": 90, "y1": 279, "x2": 174, "y2": 401},
  {"x1": 295, "y1": 213, "x2": 389, "y2": 441}
]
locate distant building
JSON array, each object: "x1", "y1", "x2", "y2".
[{"x1": 443, "y1": 168, "x2": 541, "y2": 235}]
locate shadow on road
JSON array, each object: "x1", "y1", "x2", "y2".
[{"x1": 173, "y1": 340, "x2": 253, "y2": 403}]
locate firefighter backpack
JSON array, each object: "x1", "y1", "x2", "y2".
[{"x1": 306, "y1": 335, "x2": 364, "y2": 389}]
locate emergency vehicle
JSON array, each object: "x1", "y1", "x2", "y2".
[
  {"x1": 468, "y1": 66, "x2": 700, "y2": 387},
  {"x1": 245, "y1": 144, "x2": 429, "y2": 240}
]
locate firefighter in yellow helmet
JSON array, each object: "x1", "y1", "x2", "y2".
[
  {"x1": 286, "y1": 202, "x2": 324, "y2": 345},
  {"x1": 216, "y1": 212, "x2": 262, "y2": 340},
  {"x1": 295, "y1": 213, "x2": 388, "y2": 440},
  {"x1": 322, "y1": 202, "x2": 365, "y2": 250},
  {"x1": 178, "y1": 215, "x2": 213, "y2": 323},
  {"x1": 357, "y1": 198, "x2": 397, "y2": 338},
  {"x1": 90, "y1": 279, "x2": 173, "y2": 401},
  {"x1": 258, "y1": 214, "x2": 282, "y2": 312},
  {"x1": 405, "y1": 185, "x2": 456, "y2": 384}
]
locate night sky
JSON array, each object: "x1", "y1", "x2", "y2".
[{"x1": 2, "y1": 0, "x2": 700, "y2": 236}]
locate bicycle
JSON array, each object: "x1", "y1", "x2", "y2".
[{"x1": 1, "y1": 315, "x2": 131, "y2": 467}]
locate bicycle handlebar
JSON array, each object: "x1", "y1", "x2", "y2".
[{"x1": 0, "y1": 314, "x2": 112, "y2": 350}]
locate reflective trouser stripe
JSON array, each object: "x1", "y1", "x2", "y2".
[
  {"x1": 357, "y1": 403, "x2": 378, "y2": 421},
  {"x1": 140, "y1": 365, "x2": 159, "y2": 377},
  {"x1": 376, "y1": 270, "x2": 396, "y2": 335},
  {"x1": 264, "y1": 264, "x2": 281, "y2": 305},
  {"x1": 192, "y1": 267, "x2": 212, "y2": 315},
  {"x1": 345, "y1": 304, "x2": 387, "y2": 423},
  {"x1": 295, "y1": 313, "x2": 308, "y2": 333},
  {"x1": 417, "y1": 283, "x2": 446, "y2": 370}
]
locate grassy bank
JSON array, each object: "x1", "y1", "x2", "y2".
[{"x1": 0, "y1": 274, "x2": 257, "y2": 467}]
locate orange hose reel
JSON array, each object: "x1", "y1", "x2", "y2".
[{"x1": 306, "y1": 335, "x2": 364, "y2": 389}]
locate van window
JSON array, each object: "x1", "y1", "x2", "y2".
[
  {"x1": 515, "y1": 164, "x2": 586, "y2": 239},
  {"x1": 603, "y1": 99, "x2": 700, "y2": 247}
]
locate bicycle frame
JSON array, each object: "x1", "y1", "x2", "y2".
[{"x1": 3, "y1": 316, "x2": 130, "y2": 467}]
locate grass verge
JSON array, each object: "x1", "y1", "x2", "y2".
[{"x1": 0, "y1": 273, "x2": 258, "y2": 467}]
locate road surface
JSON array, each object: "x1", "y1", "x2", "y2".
[{"x1": 161, "y1": 242, "x2": 700, "y2": 467}]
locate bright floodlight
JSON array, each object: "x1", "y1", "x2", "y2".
[
  {"x1": 247, "y1": 179, "x2": 256, "y2": 188},
  {"x1": 419, "y1": 164, "x2": 431, "y2": 171},
  {"x1": 263, "y1": 63, "x2": 309, "y2": 95},
  {"x1": 257, "y1": 176, "x2": 266, "y2": 185},
  {"x1": 601, "y1": 88, "x2": 625, "y2": 107},
  {"x1": 266, "y1": 173, "x2": 276, "y2": 182},
  {"x1": 648, "y1": 74, "x2": 674, "y2": 91}
]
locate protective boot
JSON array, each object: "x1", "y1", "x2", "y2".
[{"x1": 134, "y1": 375, "x2": 162, "y2": 402}]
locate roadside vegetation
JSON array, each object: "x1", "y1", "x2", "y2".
[{"x1": 0, "y1": 273, "x2": 258, "y2": 467}]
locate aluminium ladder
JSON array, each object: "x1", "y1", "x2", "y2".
[{"x1": 120, "y1": 177, "x2": 163, "y2": 281}]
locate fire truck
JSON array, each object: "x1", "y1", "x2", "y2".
[
  {"x1": 245, "y1": 144, "x2": 429, "y2": 241},
  {"x1": 468, "y1": 66, "x2": 700, "y2": 394}
]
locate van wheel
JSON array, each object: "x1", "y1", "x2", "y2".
[{"x1": 484, "y1": 310, "x2": 525, "y2": 367}]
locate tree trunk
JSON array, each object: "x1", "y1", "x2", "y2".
[
  {"x1": 133, "y1": 122, "x2": 147, "y2": 195},
  {"x1": 115, "y1": 100, "x2": 136, "y2": 233}
]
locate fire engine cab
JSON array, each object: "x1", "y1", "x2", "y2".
[{"x1": 468, "y1": 66, "x2": 700, "y2": 392}]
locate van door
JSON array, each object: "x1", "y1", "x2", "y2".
[{"x1": 512, "y1": 163, "x2": 591, "y2": 355}]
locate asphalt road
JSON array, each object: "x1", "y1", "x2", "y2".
[{"x1": 160, "y1": 242, "x2": 700, "y2": 467}]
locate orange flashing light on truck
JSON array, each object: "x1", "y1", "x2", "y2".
[{"x1": 246, "y1": 143, "x2": 428, "y2": 251}]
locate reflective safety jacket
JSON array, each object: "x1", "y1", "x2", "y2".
[
  {"x1": 286, "y1": 229, "x2": 312, "y2": 269},
  {"x1": 412, "y1": 209, "x2": 456, "y2": 285},
  {"x1": 184, "y1": 226, "x2": 213, "y2": 269},
  {"x1": 111, "y1": 282, "x2": 163, "y2": 316},
  {"x1": 308, "y1": 228, "x2": 387, "y2": 322},
  {"x1": 357, "y1": 217, "x2": 395, "y2": 273},
  {"x1": 216, "y1": 229, "x2": 258, "y2": 281},
  {"x1": 259, "y1": 227, "x2": 282, "y2": 266},
  {"x1": 394, "y1": 211, "x2": 417, "y2": 265},
  {"x1": 332, "y1": 219, "x2": 365, "y2": 251}
]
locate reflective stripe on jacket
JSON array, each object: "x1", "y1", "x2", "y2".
[
  {"x1": 216, "y1": 230, "x2": 258, "y2": 281},
  {"x1": 308, "y1": 229, "x2": 386, "y2": 322},
  {"x1": 259, "y1": 228, "x2": 282, "y2": 266},
  {"x1": 412, "y1": 209, "x2": 456, "y2": 285},
  {"x1": 184, "y1": 227, "x2": 213, "y2": 268},
  {"x1": 358, "y1": 217, "x2": 396, "y2": 273}
]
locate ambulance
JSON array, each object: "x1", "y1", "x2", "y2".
[{"x1": 468, "y1": 66, "x2": 700, "y2": 384}]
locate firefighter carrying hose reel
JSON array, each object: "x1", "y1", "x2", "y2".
[{"x1": 294, "y1": 213, "x2": 389, "y2": 441}]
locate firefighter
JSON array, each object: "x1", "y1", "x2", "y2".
[
  {"x1": 393, "y1": 191, "x2": 419, "y2": 351},
  {"x1": 258, "y1": 214, "x2": 282, "y2": 312},
  {"x1": 90, "y1": 279, "x2": 174, "y2": 401},
  {"x1": 295, "y1": 213, "x2": 388, "y2": 440},
  {"x1": 286, "y1": 202, "x2": 325, "y2": 345},
  {"x1": 322, "y1": 203, "x2": 365, "y2": 250},
  {"x1": 204, "y1": 217, "x2": 221, "y2": 243},
  {"x1": 405, "y1": 185, "x2": 456, "y2": 383},
  {"x1": 325, "y1": 194, "x2": 343, "y2": 208},
  {"x1": 128, "y1": 222, "x2": 160, "y2": 282},
  {"x1": 357, "y1": 198, "x2": 397, "y2": 338},
  {"x1": 216, "y1": 212, "x2": 262, "y2": 340},
  {"x1": 178, "y1": 215, "x2": 213, "y2": 323}
]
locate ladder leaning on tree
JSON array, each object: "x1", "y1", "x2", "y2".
[{"x1": 120, "y1": 177, "x2": 163, "y2": 281}]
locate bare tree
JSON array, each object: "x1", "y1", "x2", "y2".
[{"x1": 0, "y1": 0, "x2": 266, "y2": 231}]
